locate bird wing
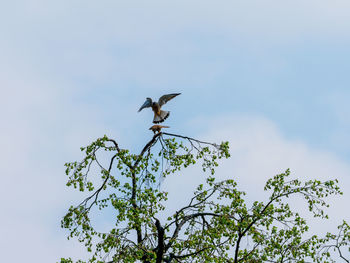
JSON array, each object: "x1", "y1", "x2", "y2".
[
  {"x1": 138, "y1": 99, "x2": 152, "y2": 112},
  {"x1": 158, "y1": 93, "x2": 181, "y2": 106}
]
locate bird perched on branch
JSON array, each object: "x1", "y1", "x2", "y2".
[
  {"x1": 138, "y1": 93, "x2": 181, "y2": 123},
  {"x1": 149, "y1": 125, "x2": 169, "y2": 134}
]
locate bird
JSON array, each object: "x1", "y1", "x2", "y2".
[
  {"x1": 149, "y1": 125, "x2": 169, "y2": 134},
  {"x1": 138, "y1": 93, "x2": 181, "y2": 123}
]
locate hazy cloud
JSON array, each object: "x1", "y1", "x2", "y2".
[{"x1": 164, "y1": 115, "x2": 350, "y2": 234}]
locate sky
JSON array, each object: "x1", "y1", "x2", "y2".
[{"x1": 1, "y1": 0, "x2": 350, "y2": 262}]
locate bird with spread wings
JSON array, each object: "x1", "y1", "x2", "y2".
[{"x1": 138, "y1": 93, "x2": 181, "y2": 124}]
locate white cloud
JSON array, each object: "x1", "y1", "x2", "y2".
[
  {"x1": 3, "y1": 0, "x2": 350, "y2": 45},
  {"x1": 0, "y1": 51, "x2": 112, "y2": 262},
  {"x1": 2, "y1": 0, "x2": 350, "y2": 88},
  {"x1": 163, "y1": 115, "x2": 350, "y2": 236}
]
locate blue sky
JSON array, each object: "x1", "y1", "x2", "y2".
[{"x1": 1, "y1": 1, "x2": 350, "y2": 262}]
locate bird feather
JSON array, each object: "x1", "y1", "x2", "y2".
[
  {"x1": 138, "y1": 98, "x2": 152, "y2": 112},
  {"x1": 158, "y1": 93, "x2": 181, "y2": 107}
]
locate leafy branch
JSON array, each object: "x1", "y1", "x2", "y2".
[{"x1": 60, "y1": 133, "x2": 349, "y2": 263}]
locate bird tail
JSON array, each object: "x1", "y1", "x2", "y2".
[{"x1": 153, "y1": 110, "x2": 170, "y2": 123}]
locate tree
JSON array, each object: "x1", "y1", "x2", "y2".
[{"x1": 60, "y1": 132, "x2": 349, "y2": 263}]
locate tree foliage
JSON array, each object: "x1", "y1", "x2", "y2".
[{"x1": 60, "y1": 133, "x2": 349, "y2": 263}]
